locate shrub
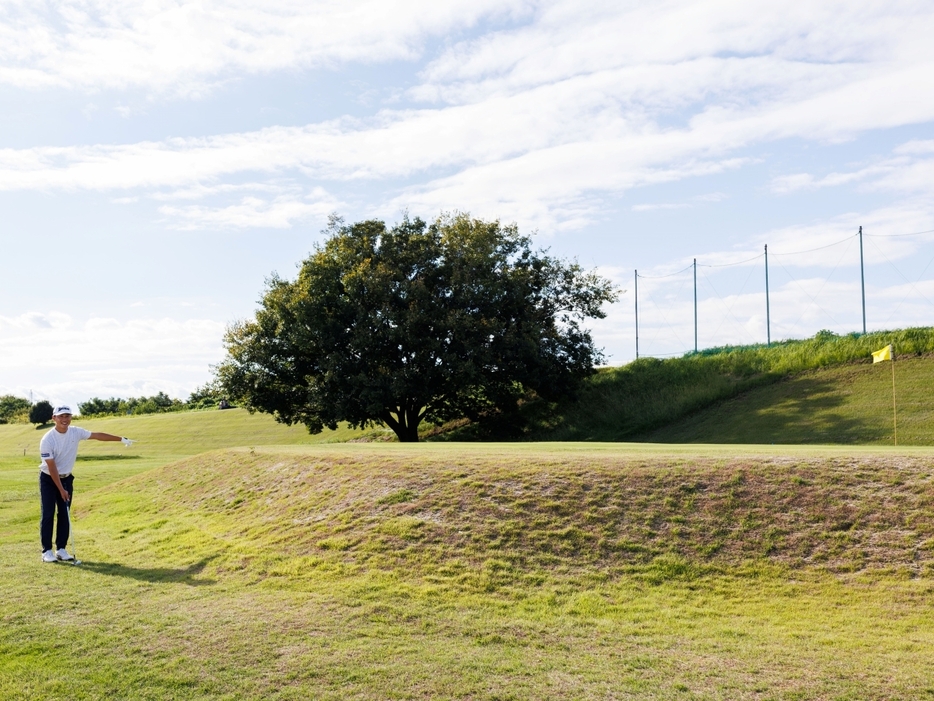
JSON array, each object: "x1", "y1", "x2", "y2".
[
  {"x1": 78, "y1": 397, "x2": 123, "y2": 416},
  {"x1": 188, "y1": 380, "x2": 223, "y2": 408},
  {"x1": 29, "y1": 401, "x2": 53, "y2": 425}
]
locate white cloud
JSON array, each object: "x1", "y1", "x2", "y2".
[
  {"x1": 867, "y1": 159, "x2": 934, "y2": 197},
  {"x1": 0, "y1": 313, "x2": 226, "y2": 407},
  {"x1": 631, "y1": 203, "x2": 690, "y2": 212},
  {"x1": 693, "y1": 192, "x2": 728, "y2": 203},
  {"x1": 770, "y1": 173, "x2": 816, "y2": 194},
  {"x1": 770, "y1": 145, "x2": 934, "y2": 196},
  {"x1": 158, "y1": 187, "x2": 342, "y2": 229},
  {"x1": 0, "y1": 0, "x2": 528, "y2": 95},
  {"x1": 629, "y1": 192, "x2": 728, "y2": 213},
  {"x1": 896, "y1": 140, "x2": 934, "y2": 155},
  {"x1": 150, "y1": 181, "x2": 297, "y2": 201},
  {"x1": 416, "y1": 1, "x2": 933, "y2": 106},
  {"x1": 0, "y1": 314, "x2": 224, "y2": 369},
  {"x1": 0, "y1": 311, "x2": 72, "y2": 330},
  {"x1": 0, "y1": 1, "x2": 933, "y2": 236}
]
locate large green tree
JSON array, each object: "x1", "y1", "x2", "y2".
[{"x1": 218, "y1": 213, "x2": 618, "y2": 441}]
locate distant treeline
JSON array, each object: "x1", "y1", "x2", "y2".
[
  {"x1": 78, "y1": 392, "x2": 187, "y2": 416},
  {"x1": 79, "y1": 383, "x2": 226, "y2": 417},
  {"x1": 0, "y1": 395, "x2": 31, "y2": 424},
  {"x1": 0, "y1": 382, "x2": 228, "y2": 424}
]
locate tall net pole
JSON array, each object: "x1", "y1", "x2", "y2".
[
  {"x1": 892, "y1": 344, "x2": 897, "y2": 446},
  {"x1": 693, "y1": 258, "x2": 698, "y2": 353},
  {"x1": 859, "y1": 225, "x2": 867, "y2": 334},
  {"x1": 764, "y1": 244, "x2": 771, "y2": 346},
  {"x1": 634, "y1": 269, "x2": 639, "y2": 359}
]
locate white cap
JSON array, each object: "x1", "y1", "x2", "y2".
[{"x1": 53, "y1": 405, "x2": 74, "y2": 416}]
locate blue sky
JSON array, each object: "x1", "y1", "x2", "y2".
[{"x1": 2, "y1": 0, "x2": 934, "y2": 409}]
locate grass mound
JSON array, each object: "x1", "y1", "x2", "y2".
[{"x1": 84, "y1": 446, "x2": 934, "y2": 583}]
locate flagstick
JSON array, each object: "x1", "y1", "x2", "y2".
[{"x1": 891, "y1": 344, "x2": 897, "y2": 446}]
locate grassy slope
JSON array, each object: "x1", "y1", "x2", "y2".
[
  {"x1": 531, "y1": 327, "x2": 934, "y2": 442},
  {"x1": 644, "y1": 356, "x2": 934, "y2": 444},
  {"x1": 0, "y1": 408, "x2": 373, "y2": 502},
  {"x1": 4, "y1": 438, "x2": 934, "y2": 699},
  {"x1": 0, "y1": 407, "x2": 371, "y2": 461}
]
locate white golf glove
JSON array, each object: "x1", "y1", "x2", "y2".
[{"x1": 121, "y1": 437, "x2": 135, "y2": 447}]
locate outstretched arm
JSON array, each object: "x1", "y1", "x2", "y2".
[{"x1": 89, "y1": 432, "x2": 123, "y2": 442}]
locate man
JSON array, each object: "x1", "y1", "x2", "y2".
[{"x1": 39, "y1": 405, "x2": 134, "y2": 563}]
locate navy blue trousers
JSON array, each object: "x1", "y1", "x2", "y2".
[{"x1": 39, "y1": 472, "x2": 73, "y2": 553}]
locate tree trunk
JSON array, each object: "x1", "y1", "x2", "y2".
[
  {"x1": 395, "y1": 423, "x2": 420, "y2": 442},
  {"x1": 382, "y1": 407, "x2": 423, "y2": 442}
]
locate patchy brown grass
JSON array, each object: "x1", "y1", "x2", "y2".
[{"x1": 95, "y1": 448, "x2": 934, "y2": 582}]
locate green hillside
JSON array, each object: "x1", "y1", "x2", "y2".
[
  {"x1": 529, "y1": 327, "x2": 934, "y2": 443},
  {"x1": 644, "y1": 356, "x2": 933, "y2": 444},
  {"x1": 0, "y1": 407, "x2": 378, "y2": 462}
]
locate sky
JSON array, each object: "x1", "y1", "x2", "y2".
[{"x1": 2, "y1": 0, "x2": 934, "y2": 409}]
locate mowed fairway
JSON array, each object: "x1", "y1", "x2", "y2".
[
  {"x1": 0, "y1": 408, "x2": 374, "y2": 509},
  {"x1": 2, "y1": 413, "x2": 934, "y2": 699}
]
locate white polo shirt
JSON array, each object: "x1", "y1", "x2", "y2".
[{"x1": 39, "y1": 426, "x2": 92, "y2": 477}]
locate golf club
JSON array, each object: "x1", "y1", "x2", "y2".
[{"x1": 65, "y1": 503, "x2": 82, "y2": 566}]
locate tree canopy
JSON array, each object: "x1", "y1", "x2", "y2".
[
  {"x1": 29, "y1": 400, "x2": 53, "y2": 426},
  {"x1": 217, "y1": 213, "x2": 618, "y2": 441},
  {"x1": 0, "y1": 395, "x2": 30, "y2": 424}
]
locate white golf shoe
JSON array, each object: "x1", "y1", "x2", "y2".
[
  {"x1": 55, "y1": 548, "x2": 74, "y2": 562},
  {"x1": 42, "y1": 550, "x2": 57, "y2": 563}
]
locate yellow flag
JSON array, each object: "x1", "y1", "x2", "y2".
[{"x1": 872, "y1": 344, "x2": 892, "y2": 363}]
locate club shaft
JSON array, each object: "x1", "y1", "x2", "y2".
[{"x1": 66, "y1": 504, "x2": 76, "y2": 562}]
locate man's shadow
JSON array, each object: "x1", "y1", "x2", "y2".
[{"x1": 79, "y1": 558, "x2": 216, "y2": 586}]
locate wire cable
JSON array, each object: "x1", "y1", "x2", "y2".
[
  {"x1": 640, "y1": 271, "x2": 692, "y2": 354},
  {"x1": 782, "y1": 235, "x2": 855, "y2": 332},
  {"x1": 643, "y1": 351, "x2": 686, "y2": 357},
  {"x1": 644, "y1": 295, "x2": 688, "y2": 354},
  {"x1": 698, "y1": 252, "x2": 764, "y2": 268},
  {"x1": 865, "y1": 228, "x2": 934, "y2": 238},
  {"x1": 866, "y1": 235, "x2": 934, "y2": 312},
  {"x1": 773, "y1": 258, "x2": 842, "y2": 329},
  {"x1": 770, "y1": 233, "x2": 855, "y2": 257},
  {"x1": 636, "y1": 264, "x2": 694, "y2": 280},
  {"x1": 700, "y1": 265, "x2": 759, "y2": 344},
  {"x1": 881, "y1": 247, "x2": 934, "y2": 326}
]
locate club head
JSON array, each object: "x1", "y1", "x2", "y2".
[{"x1": 72, "y1": 559, "x2": 82, "y2": 566}]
